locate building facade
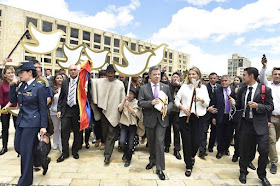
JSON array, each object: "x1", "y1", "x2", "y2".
[
  {"x1": 228, "y1": 53, "x2": 251, "y2": 78},
  {"x1": 0, "y1": 4, "x2": 190, "y2": 77}
]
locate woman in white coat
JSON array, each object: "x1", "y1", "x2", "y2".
[{"x1": 175, "y1": 66, "x2": 210, "y2": 177}]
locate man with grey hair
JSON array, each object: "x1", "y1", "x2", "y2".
[
  {"x1": 212, "y1": 75, "x2": 235, "y2": 159},
  {"x1": 138, "y1": 66, "x2": 173, "y2": 180}
]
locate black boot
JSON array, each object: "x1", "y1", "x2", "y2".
[
  {"x1": 124, "y1": 150, "x2": 132, "y2": 167},
  {"x1": 0, "y1": 148, "x2": 8, "y2": 155}
]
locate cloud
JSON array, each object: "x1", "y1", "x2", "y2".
[
  {"x1": 249, "y1": 36, "x2": 280, "y2": 54},
  {"x1": 0, "y1": 0, "x2": 140, "y2": 31},
  {"x1": 234, "y1": 37, "x2": 245, "y2": 45},
  {"x1": 151, "y1": 0, "x2": 280, "y2": 44},
  {"x1": 124, "y1": 33, "x2": 136, "y2": 39},
  {"x1": 186, "y1": 0, "x2": 227, "y2": 6}
]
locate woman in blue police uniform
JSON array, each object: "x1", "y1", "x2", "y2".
[{"x1": 9, "y1": 62, "x2": 47, "y2": 186}]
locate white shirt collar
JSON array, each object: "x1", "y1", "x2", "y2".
[
  {"x1": 70, "y1": 76, "x2": 78, "y2": 83},
  {"x1": 248, "y1": 82, "x2": 258, "y2": 90},
  {"x1": 26, "y1": 78, "x2": 35, "y2": 86},
  {"x1": 151, "y1": 82, "x2": 160, "y2": 87}
]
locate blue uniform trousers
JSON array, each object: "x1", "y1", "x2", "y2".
[{"x1": 14, "y1": 127, "x2": 40, "y2": 186}]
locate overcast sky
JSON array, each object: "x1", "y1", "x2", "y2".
[{"x1": 1, "y1": 0, "x2": 279, "y2": 75}]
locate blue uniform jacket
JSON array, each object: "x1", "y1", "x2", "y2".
[{"x1": 9, "y1": 80, "x2": 48, "y2": 128}]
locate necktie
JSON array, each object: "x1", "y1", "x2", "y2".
[
  {"x1": 154, "y1": 84, "x2": 158, "y2": 98},
  {"x1": 212, "y1": 85, "x2": 217, "y2": 93},
  {"x1": 225, "y1": 88, "x2": 230, "y2": 113},
  {"x1": 245, "y1": 87, "x2": 253, "y2": 120},
  {"x1": 68, "y1": 80, "x2": 76, "y2": 107}
]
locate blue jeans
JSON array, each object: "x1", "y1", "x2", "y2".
[{"x1": 119, "y1": 124, "x2": 137, "y2": 160}]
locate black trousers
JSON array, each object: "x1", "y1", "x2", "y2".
[
  {"x1": 180, "y1": 114, "x2": 200, "y2": 169},
  {"x1": 93, "y1": 119, "x2": 104, "y2": 143},
  {"x1": 216, "y1": 114, "x2": 234, "y2": 154},
  {"x1": 239, "y1": 118, "x2": 268, "y2": 178},
  {"x1": 199, "y1": 112, "x2": 216, "y2": 153},
  {"x1": 119, "y1": 125, "x2": 137, "y2": 160},
  {"x1": 165, "y1": 111, "x2": 181, "y2": 151},
  {"x1": 1, "y1": 113, "x2": 17, "y2": 149},
  {"x1": 61, "y1": 105, "x2": 82, "y2": 156}
]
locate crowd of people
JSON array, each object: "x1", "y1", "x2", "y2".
[{"x1": 0, "y1": 56, "x2": 279, "y2": 186}]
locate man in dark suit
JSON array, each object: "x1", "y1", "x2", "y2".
[
  {"x1": 229, "y1": 67, "x2": 273, "y2": 186},
  {"x1": 138, "y1": 66, "x2": 173, "y2": 180},
  {"x1": 198, "y1": 72, "x2": 219, "y2": 158},
  {"x1": 56, "y1": 64, "x2": 81, "y2": 162},
  {"x1": 212, "y1": 75, "x2": 235, "y2": 159}
]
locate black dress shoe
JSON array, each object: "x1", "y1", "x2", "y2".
[
  {"x1": 164, "y1": 147, "x2": 169, "y2": 153},
  {"x1": 124, "y1": 160, "x2": 131, "y2": 167},
  {"x1": 73, "y1": 153, "x2": 79, "y2": 159},
  {"x1": 225, "y1": 150, "x2": 230, "y2": 156},
  {"x1": 146, "y1": 162, "x2": 155, "y2": 170},
  {"x1": 216, "y1": 152, "x2": 222, "y2": 159},
  {"x1": 85, "y1": 143, "x2": 90, "y2": 149},
  {"x1": 239, "y1": 174, "x2": 246, "y2": 184},
  {"x1": 198, "y1": 151, "x2": 208, "y2": 159},
  {"x1": 122, "y1": 153, "x2": 127, "y2": 161},
  {"x1": 232, "y1": 155, "x2": 238, "y2": 162},
  {"x1": 191, "y1": 158, "x2": 195, "y2": 166},
  {"x1": 185, "y1": 169, "x2": 192, "y2": 177},
  {"x1": 156, "y1": 170, "x2": 165, "y2": 180},
  {"x1": 0, "y1": 148, "x2": 7, "y2": 155},
  {"x1": 42, "y1": 157, "x2": 51, "y2": 175},
  {"x1": 56, "y1": 155, "x2": 69, "y2": 163},
  {"x1": 33, "y1": 167, "x2": 41, "y2": 172},
  {"x1": 259, "y1": 177, "x2": 271, "y2": 186},
  {"x1": 104, "y1": 157, "x2": 110, "y2": 164},
  {"x1": 248, "y1": 162, "x2": 256, "y2": 170},
  {"x1": 174, "y1": 150, "x2": 182, "y2": 160}
]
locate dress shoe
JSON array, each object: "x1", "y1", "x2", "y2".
[
  {"x1": 208, "y1": 148, "x2": 213, "y2": 153},
  {"x1": 95, "y1": 139, "x2": 101, "y2": 147},
  {"x1": 104, "y1": 157, "x2": 110, "y2": 165},
  {"x1": 239, "y1": 174, "x2": 246, "y2": 184},
  {"x1": 259, "y1": 177, "x2": 271, "y2": 186},
  {"x1": 164, "y1": 147, "x2": 169, "y2": 153},
  {"x1": 232, "y1": 155, "x2": 238, "y2": 162},
  {"x1": 85, "y1": 143, "x2": 90, "y2": 149},
  {"x1": 156, "y1": 170, "x2": 165, "y2": 180},
  {"x1": 198, "y1": 151, "x2": 208, "y2": 159},
  {"x1": 174, "y1": 150, "x2": 182, "y2": 160},
  {"x1": 124, "y1": 160, "x2": 131, "y2": 167},
  {"x1": 56, "y1": 155, "x2": 69, "y2": 163},
  {"x1": 185, "y1": 169, "x2": 192, "y2": 177},
  {"x1": 216, "y1": 152, "x2": 222, "y2": 159},
  {"x1": 42, "y1": 157, "x2": 51, "y2": 175},
  {"x1": 0, "y1": 148, "x2": 7, "y2": 155},
  {"x1": 33, "y1": 167, "x2": 41, "y2": 172},
  {"x1": 225, "y1": 150, "x2": 230, "y2": 156},
  {"x1": 248, "y1": 162, "x2": 256, "y2": 170},
  {"x1": 73, "y1": 153, "x2": 79, "y2": 159},
  {"x1": 146, "y1": 162, "x2": 155, "y2": 170},
  {"x1": 270, "y1": 164, "x2": 277, "y2": 174}
]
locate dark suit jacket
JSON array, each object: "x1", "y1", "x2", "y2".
[
  {"x1": 138, "y1": 82, "x2": 173, "y2": 128},
  {"x1": 213, "y1": 86, "x2": 235, "y2": 124},
  {"x1": 9, "y1": 80, "x2": 48, "y2": 128},
  {"x1": 57, "y1": 77, "x2": 80, "y2": 118},
  {"x1": 206, "y1": 83, "x2": 221, "y2": 107},
  {"x1": 235, "y1": 83, "x2": 274, "y2": 135}
]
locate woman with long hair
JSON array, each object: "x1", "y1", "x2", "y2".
[
  {"x1": 175, "y1": 66, "x2": 210, "y2": 177},
  {"x1": 0, "y1": 66, "x2": 17, "y2": 155},
  {"x1": 49, "y1": 73, "x2": 63, "y2": 152}
]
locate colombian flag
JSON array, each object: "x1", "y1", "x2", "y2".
[{"x1": 78, "y1": 60, "x2": 92, "y2": 131}]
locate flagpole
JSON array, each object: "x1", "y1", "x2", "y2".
[
  {"x1": 42, "y1": 54, "x2": 45, "y2": 76},
  {"x1": 126, "y1": 76, "x2": 132, "y2": 96}
]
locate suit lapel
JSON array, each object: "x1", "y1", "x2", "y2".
[
  {"x1": 241, "y1": 86, "x2": 247, "y2": 108},
  {"x1": 253, "y1": 83, "x2": 261, "y2": 102},
  {"x1": 147, "y1": 82, "x2": 153, "y2": 98},
  {"x1": 65, "y1": 78, "x2": 70, "y2": 97},
  {"x1": 24, "y1": 80, "x2": 37, "y2": 92}
]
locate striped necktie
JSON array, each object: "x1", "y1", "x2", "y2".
[{"x1": 68, "y1": 80, "x2": 76, "y2": 107}]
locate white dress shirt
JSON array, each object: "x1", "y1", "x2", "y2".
[
  {"x1": 243, "y1": 82, "x2": 258, "y2": 118},
  {"x1": 260, "y1": 67, "x2": 280, "y2": 115},
  {"x1": 67, "y1": 76, "x2": 78, "y2": 106},
  {"x1": 175, "y1": 83, "x2": 210, "y2": 117}
]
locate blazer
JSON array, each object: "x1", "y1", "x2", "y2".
[
  {"x1": 235, "y1": 83, "x2": 274, "y2": 135},
  {"x1": 57, "y1": 77, "x2": 80, "y2": 118},
  {"x1": 138, "y1": 82, "x2": 173, "y2": 128},
  {"x1": 212, "y1": 86, "x2": 235, "y2": 124},
  {"x1": 9, "y1": 80, "x2": 48, "y2": 128}
]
